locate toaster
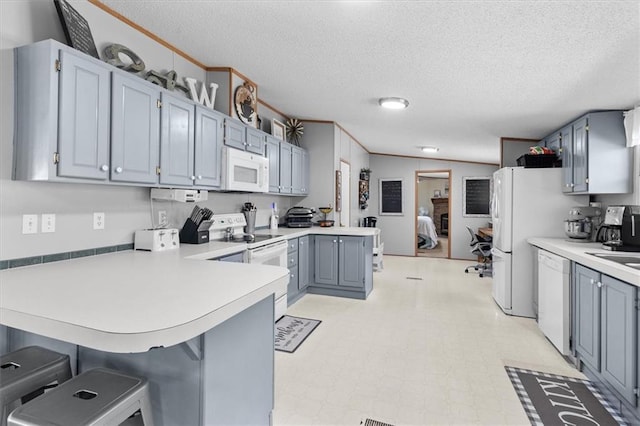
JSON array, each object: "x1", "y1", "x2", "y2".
[{"x1": 135, "y1": 228, "x2": 179, "y2": 251}]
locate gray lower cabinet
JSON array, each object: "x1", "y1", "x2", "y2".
[
  {"x1": 298, "y1": 236, "x2": 310, "y2": 290},
  {"x1": 575, "y1": 264, "x2": 601, "y2": 370},
  {"x1": 574, "y1": 263, "x2": 637, "y2": 406},
  {"x1": 314, "y1": 235, "x2": 365, "y2": 288}
]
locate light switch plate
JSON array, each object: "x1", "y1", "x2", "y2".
[
  {"x1": 41, "y1": 214, "x2": 55, "y2": 233},
  {"x1": 22, "y1": 214, "x2": 38, "y2": 234}
]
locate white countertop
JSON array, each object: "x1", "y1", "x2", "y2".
[
  {"x1": 0, "y1": 249, "x2": 288, "y2": 353},
  {"x1": 0, "y1": 226, "x2": 375, "y2": 353},
  {"x1": 528, "y1": 238, "x2": 640, "y2": 286}
]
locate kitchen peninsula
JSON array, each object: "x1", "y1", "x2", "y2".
[{"x1": 0, "y1": 249, "x2": 289, "y2": 425}]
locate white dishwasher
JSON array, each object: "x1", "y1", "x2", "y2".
[{"x1": 537, "y1": 249, "x2": 571, "y2": 355}]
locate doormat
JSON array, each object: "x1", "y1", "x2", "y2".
[
  {"x1": 505, "y1": 366, "x2": 628, "y2": 426},
  {"x1": 275, "y1": 315, "x2": 321, "y2": 353},
  {"x1": 360, "y1": 418, "x2": 394, "y2": 426}
]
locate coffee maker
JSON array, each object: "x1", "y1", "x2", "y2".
[
  {"x1": 621, "y1": 206, "x2": 640, "y2": 251},
  {"x1": 597, "y1": 206, "x2": 640, "y2": 251}
]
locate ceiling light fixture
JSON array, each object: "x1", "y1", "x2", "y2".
[
  {"x1": 378, "y1": 97, "x2": 409, "y2": 110},
  {"x1": 421, "y1": 146, "x2": 439, "y2": 153}
]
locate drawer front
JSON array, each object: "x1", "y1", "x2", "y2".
[
  {"x1": 287, "y1": 238, "x2": 299, "y2": 254},
  {"x1": 287, "y1": 251, "x2": 298, "y2": 268}
]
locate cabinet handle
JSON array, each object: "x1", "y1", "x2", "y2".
[
  {"x1": 339, "y1": 240, "x2": 343, "y2": 243},
  {"x1": 190, "y1": 175, "x2": 196, "y2": 181},
  {"x1": 597, "y1": 281, "x2": 603, "y2": 288},
  {"x1": 590, "y1": 279, "x2": 595, "y2": 285},
  {"x1": 115, "y1": 166, "x2": 123, "y2": 174},
  {"x1": 197, "y1": 175, "x2": 202, "y2": 180},
  {"x1": 333, "y1": 240, "x2": 337, "y2": 243},
  {"x1": 100, "y1": 164, "x2": 108, "y2": 172},
  {"x1": 300, "y1": 241, "x2": 303, "y2": 245}
]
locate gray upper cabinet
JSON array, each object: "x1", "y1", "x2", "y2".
[
  {"x1": 574, "y1": 263, "x2": 601, "y2": 371},
  {"x1": 245, "y1": 127, "x2": 266, "y2": 155},
  {"x1": 110, "y1": 72, "x2": 160, "y2": 184},
  {"x1": 559, "y1": 111, "x2": 631, "y2": 194},
  {"x1": 265, "y1": 136, "x2": 280, "y2": 193},
  {"x1": 292, "y1": 146, "x2": 309, "y2": 195},
  {"x1": 279, "y1": 143, "x2": 293, "y2": 194},
  {"x1": 14, "y1": 40, "x2": 112, "y2": 182},
  {"x1": 159, "y1": 93, "x2": 195, "y2": 186},
  {"x1": 601, "y1": 274, "x2": 637, "y2": 405},
  {"x1": 223, "y1": 118, "x2": 246, "y2": 151},
  {"x1": 223, "y1": 118, "x2": 265, "y2": 155},
  {"x1": 194, "y1": 107, "x2": 224, "y2": 187}
]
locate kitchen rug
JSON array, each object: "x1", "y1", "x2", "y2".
[
  {"x1": 274, "y1": 315, "x2": 321, "y2": 353},
  {"x1": 505, "y1": 366, "x2": 628, "y2": 426}
]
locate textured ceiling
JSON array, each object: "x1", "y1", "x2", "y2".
[{"x1": 100, "y1": 0, "x2": 640, "y2": 164}]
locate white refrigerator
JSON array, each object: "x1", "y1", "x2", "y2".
[{"x1": 490, "y1": 167, "x2": 587, "y2": 318}]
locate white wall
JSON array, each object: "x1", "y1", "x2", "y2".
[
  {"x1": 370, "y1": 155, "x2": 498, "y2": 259},
  {"x1": 0, "y1": 1, "x2": 298, "y2": 260}
]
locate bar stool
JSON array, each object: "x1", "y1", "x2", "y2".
[
  {"x1": 8, "y1": 367, "x2": 154, "y2": 426},
  {"x1": 0, "y1": 346, "x2": 72, "y2": 426}
]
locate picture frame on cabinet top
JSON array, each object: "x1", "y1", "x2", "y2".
[{"x1": 272, "y1": 119, "x2": 286, "y2": 141}]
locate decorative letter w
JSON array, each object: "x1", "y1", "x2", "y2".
[{"x1": 184, "y1": 77, "x2": 218, "y2": 109}]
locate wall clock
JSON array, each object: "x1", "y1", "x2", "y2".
[{"x1": 234, "y1": 82, "x2": 257, "y2": 126}]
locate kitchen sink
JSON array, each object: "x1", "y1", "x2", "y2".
[{"x1": 587, "y1": 253, "x2": 640, "y2": 270}]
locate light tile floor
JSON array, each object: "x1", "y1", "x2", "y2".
[{"x1": 274, "y1": 255, "x2": 584, "y2": 426}]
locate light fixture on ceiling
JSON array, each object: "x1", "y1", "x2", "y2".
[
  {"x1": 378, "y1": 97, "x2": 409, "y2": 109},
  {"x1": 421, "y1": 146, "x2": 439, "y2": 153}
]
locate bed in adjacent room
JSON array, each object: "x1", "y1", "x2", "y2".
[{"x1": 417, "y1": 215, "x2": 438, "y2": 249}]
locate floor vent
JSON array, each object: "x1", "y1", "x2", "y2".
[
  {"x1": 405, "y1": 276, "x2": 423, "y2": 280},
  {"x1": 361, "y1": 419, "x2": 394, "y2": 426}
]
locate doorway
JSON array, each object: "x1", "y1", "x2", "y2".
[{"x1": 415, "y1": 170, "x2": 451, "y2": 258}]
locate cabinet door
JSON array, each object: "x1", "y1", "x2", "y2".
[
  {"x1": 246, "y1": 127, "x2": 265, "y2": 155},
  {"x1": 298, "y1": 236, "x2": 310, "y2": 290},
  {"x1": 110, "y1": 72, "x2": 160, "y2": 184},
  {"x1": 224, "y1": 118, "x2": 246, "y2": 150},
  {"x1": 288, "y1": 265, "x2": 299, "y2": 299},
  {"x1": 301, "y1": 149, "x2": 310, "y2": 195},
  {"x1": 57, "y1": 50, "x2": 111, "y2": 180},
  {"x1": 265, "y1": 136, "x2": 280, "y2": 193},
  {"x1": 160, "y1": 93, "x2": 195, "y2": 186},
  {"x1": 279, "y1": 143, "x2": 293, "y2": 194},
  {"x1": 546, "y1": 132, "x2": 561, "y2": 157},
  {"x1": 560, "y1": 125, "x2": 573, "y2": 193},
  {"x1": 338, "y1": 236, "x2": 365, "y2": 287},
  {"x1": 314, "y1": 235, "x2": 338, "y2": 285},
  {"x1": 601, "y1": 275, "x2": 637, "y2": 404},
  {"x1": 194, "y1": 106, "x2": 223, "y2": 187},
  {"x1": 572, "y1": 117, "x2": 589, "y2": 193},
  {"x1": 574, "y1": 264, "x2": 601, "y2": 371},
  {"x1": 291, "y1": 146, "x2": 303, "y2": 194}
]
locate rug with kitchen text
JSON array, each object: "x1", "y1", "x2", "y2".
[
  {"x1": 505, "y1": 366, "x2": 628, "y2": 426},
  {"x1": 274, "y1": 315, "x2": 321, "y2": 353}
]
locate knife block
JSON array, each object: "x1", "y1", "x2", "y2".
[{"x1": 180, "y1": 218, "x2": 211, "y2": 244}]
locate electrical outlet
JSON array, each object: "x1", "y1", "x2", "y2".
[
  {"x1": 22, "y1": 214, "x2": 38, "y2": 234},
  {"x1": 93, "y1": 212, "x2": 105, "y2": 230},
  {"x1": 41, "y1": 214, "x2": 56, "y2": 233},
  {"x1": 158, "y1": 210, "x2": 167, "y2": 226}
]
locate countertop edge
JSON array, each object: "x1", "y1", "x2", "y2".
[{"x1": 528, "y1": 238, "x2": 639, "y2": 286}]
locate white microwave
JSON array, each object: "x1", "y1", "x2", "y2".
[{"x1": 221, "y1": 146, "x2": 269, "y2": 192}]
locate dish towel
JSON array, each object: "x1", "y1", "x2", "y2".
[{"x1": 624, "y1": 106, "x2": 640, "y2": 147}]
